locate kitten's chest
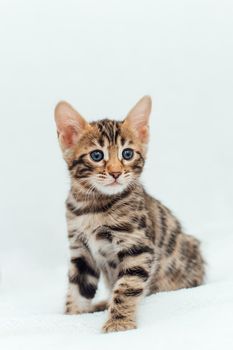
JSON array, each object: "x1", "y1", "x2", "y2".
[{"x1": 72, "y1": 213, "x2": 118, "y2": 263}]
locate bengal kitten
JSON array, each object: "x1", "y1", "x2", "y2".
[{"x1": 54, "y1": 96, "x2": 205, "y2": 333}]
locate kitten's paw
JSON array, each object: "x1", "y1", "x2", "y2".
[
  {"x1": 65, "y1": 305, "x2": 86, "y2": 315},
  {"x1": 65, "y1": 307, "x2": 81, "y2": 315},
  {"x1": 102, "y1": 319, "x2": 136, "y2": 333}
]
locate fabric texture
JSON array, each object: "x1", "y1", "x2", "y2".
[{"x1": 0, "y1": 228, "x2": 232, "y2": 350}]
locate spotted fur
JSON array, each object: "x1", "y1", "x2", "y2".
[{"x1": 55, "y1": 96, "x2": 205, "y2": 333}]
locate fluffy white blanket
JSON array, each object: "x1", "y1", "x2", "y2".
[{"x1": 0, "y1": 229, "x2": 232, "y2": 350}]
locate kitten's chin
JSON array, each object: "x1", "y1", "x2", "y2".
[{"x1": 93, "y1": 182, "x2": 128, "y2": 196}]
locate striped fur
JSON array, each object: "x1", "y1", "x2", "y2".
[{"x1": 55, "y1": 97, "x2": 205, "y2": 333}]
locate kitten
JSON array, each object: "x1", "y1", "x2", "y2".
[{"x1": 54, "y1": 96, "x2": 205, "y2": 333}]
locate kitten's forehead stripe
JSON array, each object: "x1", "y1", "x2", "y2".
[
  {"x1": 120, "y1": 137, "x2": 126, "y2": 146},
  {"x1": 91, "y1": 119, "x2": 123, "y2": 146}
]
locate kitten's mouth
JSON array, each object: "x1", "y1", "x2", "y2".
[
  {"x1": 106, "y1": 180, "x2": 121, "y2": 186},
  {"x1": 93, "y1": 178, "x2": 127, "y2": 195}
]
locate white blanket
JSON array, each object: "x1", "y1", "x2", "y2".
[{"x1": 0, "y1": 229, "x2": 232, "y2": 350}]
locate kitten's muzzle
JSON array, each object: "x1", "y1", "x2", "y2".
[{"x1": 109, "y1": 172, "x2": 122, "y2": 179}]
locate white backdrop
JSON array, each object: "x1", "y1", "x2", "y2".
[{"x1": 0, "y1": 1, "x2": 233, "y2": 349}]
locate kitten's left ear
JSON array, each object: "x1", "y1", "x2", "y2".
[{"x1": 123, "y1": 95, "x2": 152, "y2": 143}]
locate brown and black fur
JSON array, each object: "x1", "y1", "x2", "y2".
[{"x1": 54, "y1": 97, "x2": 205, "y2": 333}]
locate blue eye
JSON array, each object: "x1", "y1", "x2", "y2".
[
  {"x1": 90, "y1": 150, "x2": 104, "y2": 162},
  {"x1": 122, "y1": 148, "x2": 134, "y2": 160}
]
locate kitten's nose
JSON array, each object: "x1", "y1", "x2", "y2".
[{"x1": 109, "y1": 172, "x2": 122, "y2": 179}]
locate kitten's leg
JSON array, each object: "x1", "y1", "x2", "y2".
[
  {"x1": 90, "y1": 300, "x2": 109, "y2": 313},
  {"x1": 102, "y1": 245, "x2": 154, "y2": 333},
  {"x1": 149, "y1": 234, "x2": 205, "y2": 294},
  {"x1": 65, "y1": 239, "x2": 100, "y2": 314}
]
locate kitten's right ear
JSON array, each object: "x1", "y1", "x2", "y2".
[
  {"x1": 123, "y1": 96, "x2": 152, "y2": 143},
  {"x1": 54, "y1": 101, "x2": 89, "y2": 151}
]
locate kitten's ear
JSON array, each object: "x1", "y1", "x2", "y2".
[
  {"x1": 54, "y1": 101, "x2": 89, "y2": 151},
  {"x1": 123, "y1": 96, "x2": 152, "y2": 143}
]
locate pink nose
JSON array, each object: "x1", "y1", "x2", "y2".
[{"x1": 109, "y1": 172, "x2": 122, "y2": 179}]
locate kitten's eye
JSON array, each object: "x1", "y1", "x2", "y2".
[
  {"x1": 122, "y1": 148, "x2": 134, "y2": 160},
  {"x1": 90, "y1": 150, "x2": 104, "y2": 162}
]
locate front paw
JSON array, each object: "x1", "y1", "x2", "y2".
[
  {"x1": 65, "y1": 304, "x2": 86, "y2": 315},
  {"x1": 65, "y1": 306, "x2": 81, "y2": 315},
  {"x1": 102, "y1": 318, "x2": 137, "y2": 333}
]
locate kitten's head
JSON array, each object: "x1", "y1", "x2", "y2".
[{"x1": 54, "y1": 96, "x2": 152, "y2": 196}]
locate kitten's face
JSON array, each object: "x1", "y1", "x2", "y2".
[
  {"x1": 67, "y1": 120, "x2": 146, "y2": 196},
  {"x1": 55, "y1": 96, "x2": 152, "y2": 196}
]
